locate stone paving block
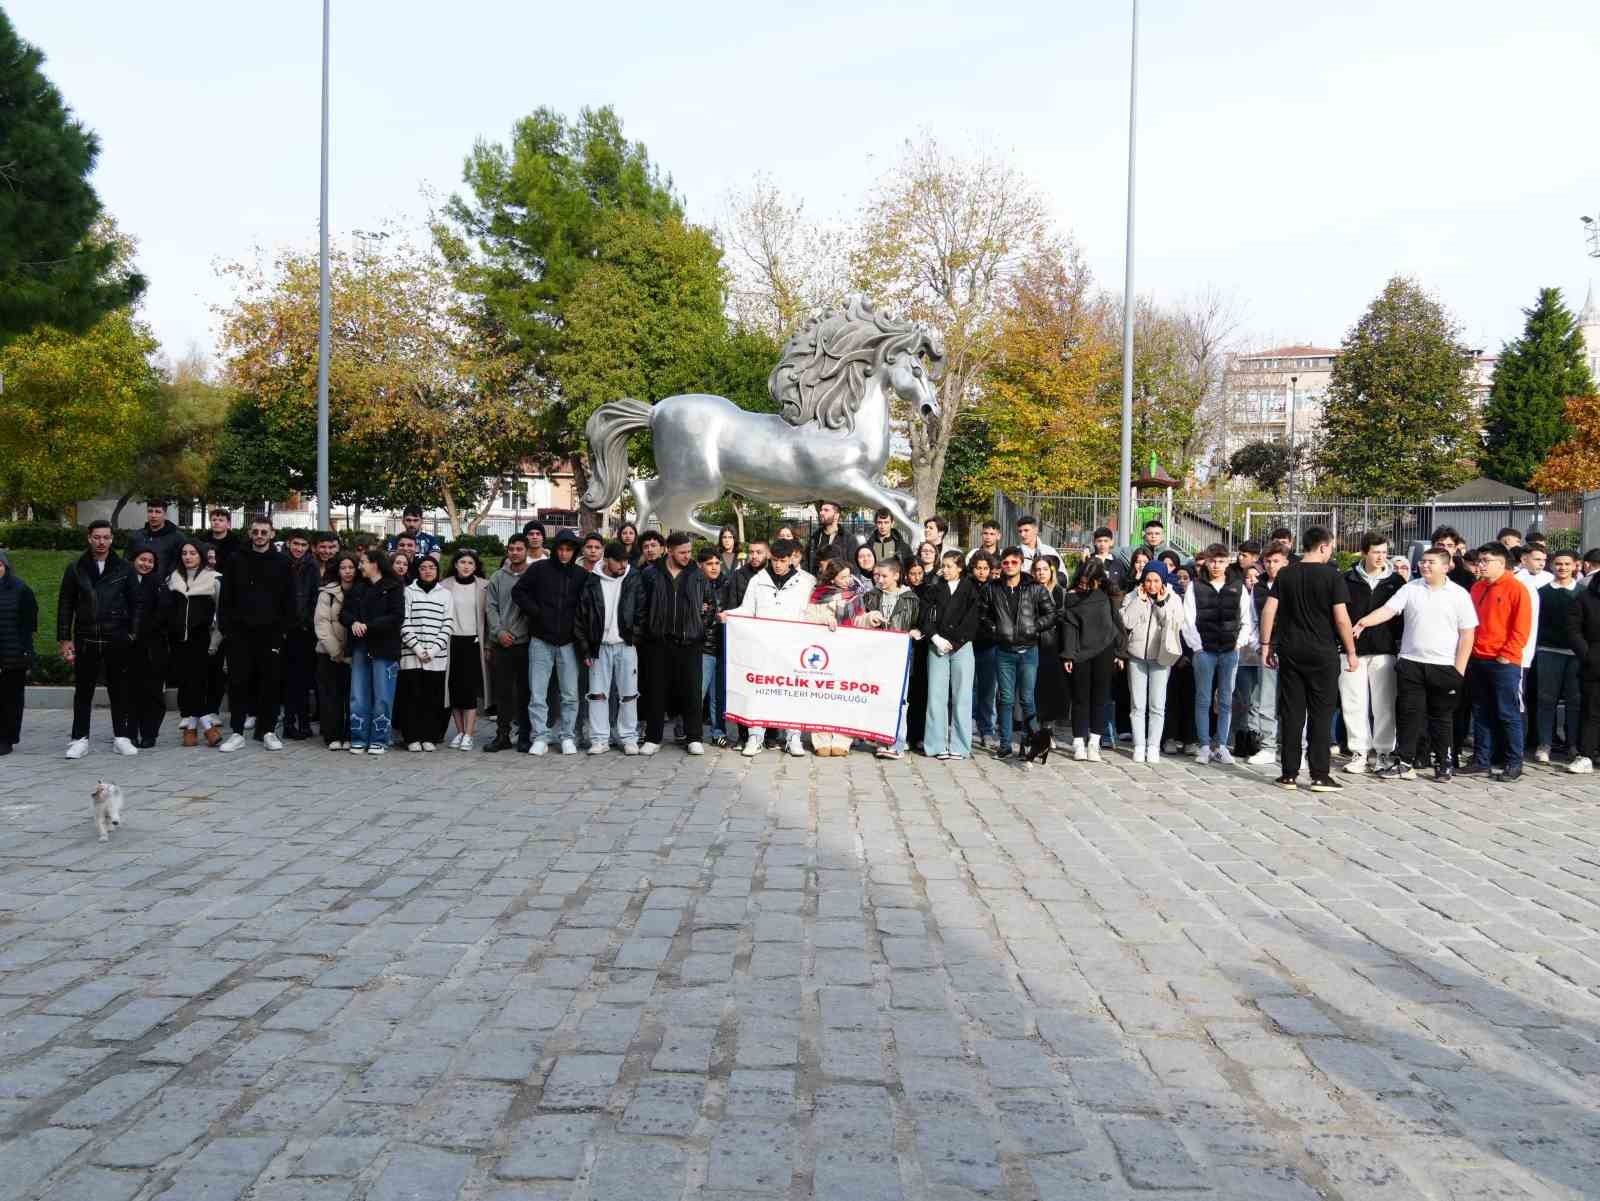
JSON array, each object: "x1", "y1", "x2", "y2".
[
  {"x1": 37, "y1": 1165, "x2": 146, "y2": 1201},
  {"x1": 652, "y1": 1026, "x2": 715, "y2": 1073},
  {"x1": 708, "y1": 1119, "x2": 793, "y2": 1191},
  {"x1": 1103, "y1": 1117, "x2": 1208, "y2": 1190},
  {"x1": 140, "y1": 1018, "x2": 237, "y2": 1064},
  {"x1": 820, "y1": 1028, "x2": 889, "y2": 1081},
  {"x1": 187, "y1": 1135, "x2": 287, "y2": 1176},
  {"x1": 368, "y1": 1145, "x2": 471, "y2": 1201},
  {"x1": 618, "y1": 1074, "x2": 704, "y2": 1135},
  {"x1": 49, "y1": 1068, "x2": 175, "y2": 1126},
  {"x1": 914, "y1": 1115, "x2": 1001, "y2": 1193},
  {"x1": 540, "y1": 1055, "x2": 623, "y2": 1109},
  {"x1": 7, "y1": 1127, "x2": 93, "y2": 1197},
  {"x1": 413, "y1": 1085, "x2": 516, "y2": 1148},
  {"x1": 588, "y1": 1141, "x2": 684, "y2": 1201},
  {"x1": 90, "y1": 996, "x2": 186, "y2": 1041},
  {"x1": 291, "y1": 1136, "x2": 388, "y2": 1178},
  {"x1": 93, "y1": 1086, "x2": 241, "y2": 1167},
  {"x1": 724, "y1": 1070, "x2": 794, "y2": 1116},
  {"x1": 262, "y1": 989, "x2": 350, "y2": 1032},
  {"x1": 42, "y1": 975, "x2": 139, "y2": 1017},
  {"x1": 493, "y1": 1115, "x2": 594, "y2": 1180},
  {"x1": 235, "y1": 1069, "x2": 344, "y2": 1129}
]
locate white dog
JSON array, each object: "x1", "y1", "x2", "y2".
[{"x1": 92, "y1": 780, "x2": 124, "y2": 842}]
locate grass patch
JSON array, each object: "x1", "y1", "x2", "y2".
[{"x1": 5, "y1": 549, "x2": 75, "y2": 659}]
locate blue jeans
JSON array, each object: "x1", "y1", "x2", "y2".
[
  {"x1": 1535, "y1": 648, "x2": 1580, "y2": 748},
  {"x1": 1128, "y1": 658, "x2": 1170, "y2": 750},
  {"x1": 1192, "y1": 648, "x2": 1239, "y2": 749},
  {"x1": 993, "y1": 646, "x2": 1038, "y2": 748},
  {"x1": 702, "y1": 653, "x2": 725, "y2": 739},
  {"x1": 1233, "y1": 665, "x2": 1259, "y2": 736},
  {"x1": 925, "y1": 642, "x2": 974, "y2": 758},
  {"x1": 349, "y1": 646, "x2": 397, "y2": 748},
  {"x1": 971, "y1": 643, "x2": 997, "y2": 738},
  {"x1": 1253, "y1": 666, "x2": 1280, "y2": 751},
  {"x1": 529, "y1": 639, "x2": 578, "y2": 742},
  {"x1": 1469, "y1": 658, "x2": 1524, "y2": 771}
]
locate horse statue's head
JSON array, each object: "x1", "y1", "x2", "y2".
[{"x1": 769, "y1": 297, "x2": 945, "y2": 432}]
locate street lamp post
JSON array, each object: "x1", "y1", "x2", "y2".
[
  {"x1": 1286, "y1": 373, "x2": 1298, "y2": 525},
  {"x1": 1116, "y1": 0, "x2": 1140, "y2": 546},
  {"x1": 315, "y1": 0, "x2": 332, "y2": 528}
]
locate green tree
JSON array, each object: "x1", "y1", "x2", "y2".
[
  {"x1": 1227, "y1": 439, "x2": 1302, "y2": 500},
  {"x1": 1312, "y1": 276, "x2": 1477, "y2": 497},
  {"x1": 207, "y1": 394, "x2": 299, "y2": 511},
  {"x1": 0, "y1": 309, "x2": 162, "y2": 519},
  {"x1": 0, "y1": 12, "x2": 145, "y2": 344},
  {"x1": 1479, "y1": 287, "x2": 1596, "y2": 488},
  {"x1": 937, "y1": 412, "x2": 997, "y2": 517}
]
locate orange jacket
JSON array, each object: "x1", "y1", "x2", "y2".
[{"x1": 1470, "y1": 573, "x2": 1532, "y2": 662}]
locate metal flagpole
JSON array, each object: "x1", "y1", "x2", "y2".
[
  {"x1": 315, "y1": 0, "x2": 332, "y2": 527},
  {"x1": 1116, "y1": 0, "x2": 1140, "y2": 545}
]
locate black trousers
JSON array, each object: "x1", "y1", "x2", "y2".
[
  {"x1": 640, "y1": 640, "x2": 701, "y2": 745},
  {"x1": 0, "y1": 667, "x2": 24, "y2": 744},
  {"x1": 396, "y1": 669, "x2": 449, "y2": 744},
  {"x1": 315, "y1": 655, "x2": 351, "y2": 744},
  {"x1": 1394, "y1": 658, "x2": 1462, "y2": 768},
  {"x1": 227, "y1": 630, "x2": 283, "y2": 736},
  {"x1": 171, "y1": 635, "x2": 211, "y2": 719},
  {"x1": 1277, "y1": 648, "x2": 1339, "y2": 780},
  {"x1": 492, "y1": 641, "x2": 531, "y2": 744},
  {"x1": 72, "y1": 640, "x2": 133, "y2": 741},
  {"x1": 129, "y1": 640, "x2": 167, "y2": 744},
  {"x1": 282, "y1": 630, "x2": 317, "y2": 729},
  {"x1": 1070, "y1": 647, "x2": 1116, "y2": 741},
  {"x1": 1580, "y1": 676, "x2": 1600, "y2": 761},
  {"x1": 207, "y1": 637, "x2": 229, "y2": 715}
]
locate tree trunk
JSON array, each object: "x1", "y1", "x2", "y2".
[
  {"x1": 109, "y1": 491, "x2": 134, "y2": 528},
  {"x1": 351, "y1": 503, "x2": 362, "y2": 533},
  {"x1": 465, "y1": 477, "x2": 504, "y2": 536},
  {"x1": 733, "y1": 497, "x2": 747, "y2": 549},
  {"x1": 439, "y1": 483, "x2": 463, "y2": 539}
]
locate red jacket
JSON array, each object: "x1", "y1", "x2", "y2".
[{"x1": 1470, "y1": 573, "x2": 1532, "y2": 663}]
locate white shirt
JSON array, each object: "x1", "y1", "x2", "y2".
[
  {"x1": 1378, "y1": 578, "x2": 1478, "y2": 667},
  {"x1": 1514, "y1": 569, "x2": 1550, "y2": 667},
  {"x1": 596, "y1": 565, "x2": 629, "y2": 644},
  {"x1": 1017, "y1": 541, "x2": 1058, "y2": 571},
  {"x1": 1180, "y1": 576, "x2": 1255, "y2": 653}
]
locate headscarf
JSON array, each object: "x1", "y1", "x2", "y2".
[
  {"x1": 0, "y1": 549, "x2": 18, "y2": 592},
  {"x1": 1140, "y1": 560, "x2": 1173, "y2": 589}
]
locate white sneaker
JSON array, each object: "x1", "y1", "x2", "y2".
[
  {"x1": 263, "y1": 732, "x2": 284, "y2": 751},
  {"x1": 1146, "y1": 750, "x2": 1161, "y2": 765},
  {"x1": 1072, "y1": 738, "x2": 1087, "y2": 762},
  {"x1": 1194, "y1": 746, "x2": 1211, "y2": 765},
  {"x1": 1570, "y1": 756, "x2": 1594, "y2": 774},
  {"x1": 447, "y1": 731, "x2": 464, "y2": 749},
  {"x1": 742, "y1": 739, "x2": 764, "y2": 757},
  {"x1": 640, "y1": 742, "x2": 660, "y2": 756},
  {"x1": 786, "y1": 735, "x2": 806, "y2": 757},
  {"x1": 623, "y1": 743, "x2": 639, "y2": 756},
  {"x1": 244, "y1": 715, "x2": 256, "y2": 731},
  {"x1": 528, "y1": 740, "x2": 548, "y2": 756},
  {"x1": 423, "y1": 742, "x2": 438, "y2": 752},
  {"x1": 65, "y1": 737, "x2": 90, "y2": 760},
  {"x1": 1535, "y1": 745, "x2": 1551, "y2": 764},
  {"x1": 1344, "y1": 756, "x2": 1368, "y2": 774},
  {"x1": 367, "y1": 744, "x2": 387, "y2": 755},
  {"x1": 327, "y1": 740, "x2": 344, "y2": 751},
  {"x1": 1132, "y1": 746, "x2": 1146, "y2": 763},
  {"x1": 560, "y1": 738, "x2": 577, "y2": 755},
  {"x1": 1213, "y1": 747, "x2": 1234, "y2": 766},
  {"x1": 1086, "y1": 741, "x2": 1102, "y2": 762},
  {"x1": 458, "y1": 736, "x2": 473, "y2": 752},
  {"x1": 588, "y1": 742, "x2": 608, "y2": 755},
  {"x1": 1161, "y1": 739, "x2": 1179, "y2": 755},
  {"x1": 407, "y1": 741, "x2": 423, "y2": 752},
  {"x1": 112, "y1": 737, "x2": 139, "y2": 756},
  {"x1": 219, "y1": 733, "x2": 246, "y2": 753},
  {"x1": 686, "y1": 741, "x2": 705, "y2": 756},
  {"x1": 1246, "y1": 748, "x2": 1278, "y2": 766}
]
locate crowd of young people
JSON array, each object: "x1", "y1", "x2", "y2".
[{"x1": 25, "y1": 498, "x2": 1600, "y2": 786}]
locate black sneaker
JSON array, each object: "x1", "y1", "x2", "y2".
[
  {"x1": 482, "y1": 738, "x2": 511, "y2": 754},
  {"x1": 1275, "y1": 775, "x2": 1298, "y2": 790},
  {"x1": 1308, "y1": 776, "x2": 1343, "y2": 792},
  {"x1": 1376, "y1": 761, "x2": 1417, "y2": 781},
  {"x1": 1456, "y1": 761, "x2": 1491, "y2": 776},
  {"x1": 995, "y1": 746, "x2": 1014, "y2": 760},
  {"x1": 1501, "y1": 764, "x2": 1523, "y2": 782},
  {"x1": 1434, "y1": 762, "x2": 1454, "y2": 782}
]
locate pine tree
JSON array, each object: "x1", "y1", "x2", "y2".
[
  {"x1": 0, "y1": 11, "x2": 145, "y2": 344},
  {"x1": 1479, "y1": 287, "x2": 1596, "y2": 488},
  {"x1": 1312, "y1": 277, "x2": 1477, "y2": 497}
]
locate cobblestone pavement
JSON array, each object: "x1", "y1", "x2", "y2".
[{"x1": 4, "y1": 710, "x2": 1600, "y2": 1201}]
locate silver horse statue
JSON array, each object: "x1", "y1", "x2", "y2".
[{"x1": 581, "y1": 297, "x2": 944, "y2": 543}]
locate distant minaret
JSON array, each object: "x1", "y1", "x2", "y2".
[{"x1": 1582, "y1": 283, "x2": 1600, "y2": 385}]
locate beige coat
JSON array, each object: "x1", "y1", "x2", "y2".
[
  {"x1": 440, "y1": 574, "x2": 492, "y2": 705},
  {"x1": 314, "y1": 582, "x2": 351, "y2": 663}
]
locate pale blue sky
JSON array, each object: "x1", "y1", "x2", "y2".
[{"x1": 11, "y1": 0, "x2": 1598, "y2": 361}]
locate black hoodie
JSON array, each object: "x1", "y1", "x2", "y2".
[
  {"x1": 219, "y1": 544, "x2": 293, "y2": 637},
  {"x1": 512, "y1": 542, "x2": 588, "y2": 646}
]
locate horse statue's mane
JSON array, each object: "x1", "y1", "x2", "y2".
[{"x1": 768, "y1": 296, "x2": 943, "y2": 432}]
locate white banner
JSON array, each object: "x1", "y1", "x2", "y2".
[{"x1": 723, "y1": 615, "x2": 911, "y2": 745}]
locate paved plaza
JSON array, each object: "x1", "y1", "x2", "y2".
[{"x1": 4, "y1": 708, "x2": 1600, "y2": 1201}]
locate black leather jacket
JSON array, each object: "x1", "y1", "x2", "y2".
[
  {"x1": 573, "y1": 567, "x2": 645, "y2": 659},
  {"x1": 57, "y1": 551, "x2": 139, "y2": 645},
  {"x1": 636, "y1": 561, "x2": 716, "y2": 645},
  {"x1": 985, "y1": 575, "x2": 1057, "y2": 649}
]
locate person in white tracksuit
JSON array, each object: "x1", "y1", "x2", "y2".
[{"x1": 719, "y1": 537, "x2": 816, "y2": 757}]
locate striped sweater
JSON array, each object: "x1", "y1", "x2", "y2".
[{"x1": 400, "y1": 582, "x2": 451, "y2": 672}]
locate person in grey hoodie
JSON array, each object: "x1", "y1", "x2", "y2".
[{"x1": 483, "y1": 533, "x2": 534, "y2": 752}]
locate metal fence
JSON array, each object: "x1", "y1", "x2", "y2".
[{"x1": 995, "y1": 490, "x2": 1592, "y2": 558}]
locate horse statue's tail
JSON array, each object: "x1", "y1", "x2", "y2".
[{"x1": 581, "y1": 398, "x2": 653, "y2": 511}]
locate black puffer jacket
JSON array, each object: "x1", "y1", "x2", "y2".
[
  {"x1": 340, "y1": 576, "x2": 406, "y2": 660},
  {"x1": 219, "y1": 546, "x2": 293, "y2": 637},
  {"x1": 57, "y1": 551, "x2": 139, "y2": 645},
  {"x1": 726, "y1": 561, "x2": 767, "y2": 611},
  {"x1": 0, "y1": 552, "x2": 38, "y2": 669},
  {"x1": 512, "y1": 556, "x2": 588, "y2": 646},
  {"x1": 1344, "y1": 566, "x2": 1404, "y2": 656},
  {"x1": 130, "y1": 570, "x2": 169, "y2": 672},
  {"x1": 1037, "y1": 584, "x2": 1068, "y2": 659},
  {"x1": 919, "y1": 574, "x2": 983, "y2": 651},
  {"x1": 701, "y1": 574, "x2": 731, "y2": 655},
  {"x1": 286, "y1": 554, "x2": 323, "y2": 634},
  {"x1": 1567, "y1": 575, "x2": 1600, "y2": 680},
  {"x1": 1061, "y1": 587, "x2": 1123, "y2": 661},
  {"x1": 985, "y1": 576, "x2": 1057, "y2": 649},
  {"x1": 636, "y1": 561, "x2": 716, "y2": 645},
  {"x1": 573, "y1": 567, "x2": 645, "y2": 660}
]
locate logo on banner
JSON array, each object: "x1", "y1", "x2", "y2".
[{"x1": 800, "y1": 645, "x2": 830, "y2": 672}]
